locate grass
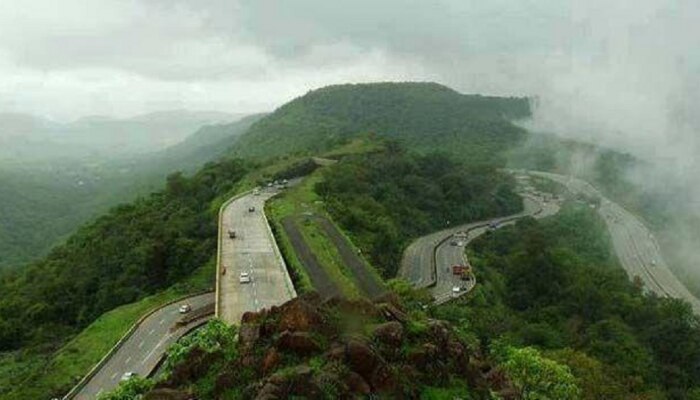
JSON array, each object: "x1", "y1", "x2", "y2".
[{"x1": 2, "y1": 260, "x2": 216, "y2": 400}]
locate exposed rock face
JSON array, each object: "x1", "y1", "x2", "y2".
[{"x1": 149, "y1": 292, "x2": 507, "y2": 399}]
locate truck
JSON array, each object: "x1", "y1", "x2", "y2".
[
  {"x1": 452, "y1": 264, "x2": 472, "y2": 281},
  {"x1": 228, "y1": 230, "x2": 236, "y2": 239}
]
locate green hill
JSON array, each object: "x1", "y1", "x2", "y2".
[{"x1": 232, "y1": 82, "x2": 530, "y2": 165}]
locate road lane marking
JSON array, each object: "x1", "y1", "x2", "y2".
[
  {"x1": 125, "y1": 356, "x2": 131, "y2": 365},
  {"x1": 159, "y1": 318, "x2": 165, "y2": 325},
  {"x1": 149, "y1": 329, "x2": 155, "y2": 335},
  {"x1": 138, "y1": 340, "x2": 144, "y2": 349},
  {"x1": 111, "y1": 372, "x2": 118, "y2": 380}
]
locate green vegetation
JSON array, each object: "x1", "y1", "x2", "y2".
[
  {"x1": 233, "y1": 82, "x2": 529, "y2": 165},
  {"x1": 434, "y1": 203, "x2": 700, "y2": 398},
  {"x1": 0, "y1": 159, "x2": 248, "y2": 354},
  {"x1": 0, "y1": 115, "x2": 258, "y2": 270},
  {"x1": 494, "y1": 344, "x2": 580, "y2": 400},
  {"x1": 1, "y1": 255, "x2": 216, "y2": 400},
  {"x1": 316, "y1": 144, "x2": 523, "y2": 276}
]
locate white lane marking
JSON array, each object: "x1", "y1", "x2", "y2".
[
  {"x1": 149, "y1": 329, "x2": 155, "y2": 335},
  {"x1": 125, "y1": 356, "x2": 131, "y2": 365},
  {"x1": 111, "y1": 372, "x2": 118, "y2": 380},
  {"x1": 159, "y1": 318, "x2": 165, "y2": 325},
  {"x1": 138, "y1": 340, "x2": 144, "y2": 349},
  {"x1": 141, "y1": 332, "x2": 172, "y2": 366}
]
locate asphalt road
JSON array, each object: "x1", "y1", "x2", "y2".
[
  {"x1": 73, "y1": 292, "x2": 214, "y2": 400},
  {"x1": 432, "y1": 193, "x2": 561, "y2": 303},
  {"x1": 529, "y1": 171, "x2": 700, "y2": 314},
  {"x1": 217, "y1": 186, "x2": 296, "y2": 324}
]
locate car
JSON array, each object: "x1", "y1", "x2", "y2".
[
  {"x1": 228, "y1": 230, "x2": 236, "y2": 239},
  {"x1": 121, "y1": 371, "x2": 137, "y2": 381},
  {"x1": 450, "y1": 240, "x2": 458, "y2": 246},
  {"x1": 452, "y1": 286, "x2": 461, "y2": 297},
  {"x1": 179, "y1": 304, "x2": 191, "y2": 314},
  {"x1": 651, "y1": 259, "x2": 657, "y2": 266},
  {"x1": 239, "y1": 272, "x2": 251, "y2": 284},
  {"x1": 253, "y1": 189, "x2": 261, "y2": 196},
  {"x1": 248, "y1": 206, "x2": 255, "y2": 212}
]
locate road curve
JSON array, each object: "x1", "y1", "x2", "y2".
[
  {"x1": 217, "y1": 185, "x2": 296, "y2": 323},
  {"x1": 529, "y1": 171, "x2": 700, "y2": 314},
  {"x1": 431, "y1": 193, "x2": 560, "y2": 303},
  {"x1": 71, "y1": 292, "x2": 214, "y2": 400}
]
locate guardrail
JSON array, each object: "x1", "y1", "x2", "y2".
[{"x1": 63, "y1": 291, "x2": 212, "y2": 399}]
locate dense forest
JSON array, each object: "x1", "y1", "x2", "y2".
[
  {"x1": 0, "y1": 115, "x2": 257, "y2": 270},
  {"x1": 232, "y1": 82, "x2": 530, "y2": 165},
  {"x1": 0, "y1": 160, "x2": 248, "y2": 352},
  {"x1": 434, "y1": 204, "x2": 700, "y2": 398},
  {"x1": 316, "y1": 143, "x2": 522, "y2": 277}
]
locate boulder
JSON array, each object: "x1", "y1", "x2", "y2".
[
  {"x1": 345, "y1": 338, "x2": 384, "y2": 380},
  {"x1": 277, "y1": 297, "x2": 323, "y2": 332},
  {"x1": 277, "y1": 331, "x2": 321, "y2": 355},
  {"x1": 261, "y1": 348, "x2": 282, "y2": 374},
  {"x1": 372, "y1": 321, "x2": 404, "y2": 346}
]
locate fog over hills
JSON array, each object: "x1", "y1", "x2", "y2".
[{"x1": 0, "y1": 110, "x2": 241, "y2": 164}]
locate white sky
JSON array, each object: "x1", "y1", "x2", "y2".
[{"x1": 0, "y1": 0, "x2": 697, "y2": 168}]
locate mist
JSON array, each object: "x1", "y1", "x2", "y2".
[{"x1": 1, "y1": 2, "x2": 699, "y2": 204}]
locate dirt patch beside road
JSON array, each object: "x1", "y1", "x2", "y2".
[
  {"x1": 281, "y1": 217, "x2": 342, "y2": 299},
  {"x1": 315, "y1": 217, "x2": 386, "y2": 299}
]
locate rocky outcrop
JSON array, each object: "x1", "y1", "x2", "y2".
[{"x1": 150, "y1": 292, "x2": 508, "y2": 399}]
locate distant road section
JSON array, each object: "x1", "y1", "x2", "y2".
[
  {"x1": 530, "y1": 171, "x2": 700, "y2": 314},
  {"x1": 399, "y1": 189, "x2": 559, "y2": 303},
  {"x1": 72, "y1": 292, "x2": 213, "y2": 400},
  {"x1": 217, "y1": 186, "x2": 296, "y2": 323}
]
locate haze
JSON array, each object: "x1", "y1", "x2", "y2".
[{"x1": 1, "y1": 1, "x2": 698, "y2": 189}]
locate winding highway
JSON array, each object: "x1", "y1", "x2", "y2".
[
  {"x1": 529, "y1": 171, "x2": 700, "y2": 314},
  {"x1": 216, "y1": 185, "x2": 296, "y2": 323},
  {"x1": 399, "y1": 186, "x2": 560, "y2": 303},
  {"x1": 67, "y1": 185, "x2": 296, "y2": 398},
  {"x1": 401, "y1": 169, "x2": 700, "y2": 314},
  {"x1": 71, "y1": 293, "x2": 213, "y2": 400}
]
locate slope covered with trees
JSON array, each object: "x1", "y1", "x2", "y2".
[
  {"x1": 0, "y1": 160, "x2": 248, "y2": 352},
  {"x1": 316, "y1": 143, "x2": 522, "y2": 277},
  {"x1": 0, "y1": 115, "x2": 258, "y2": 270},
  {"x1": 435, "y1": 204, "x2": 700, "y2": 398},
  {"x1": 232, "y1": 82, "x2": 530, "y2": 165}
]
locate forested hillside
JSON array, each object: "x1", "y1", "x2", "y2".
[
  {"x1": 0, "y1": 160, "x2": 248, "y2": 351},
  {"x1": 433, "y1": 205, "x2": 700, "y2": 398},
  {"x1": 0, "y1": 115, "x2": 258, "y2": 269},
  {"x1": 232, "y1": 82, "x2": 530, "y2": 165},
  {"x1": 316, "y1": 144, "x2": 522, "y2": 276}
]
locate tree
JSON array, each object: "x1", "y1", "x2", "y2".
[{"x1": 494, "y1": 344, "x2": 581, "y2": 400}]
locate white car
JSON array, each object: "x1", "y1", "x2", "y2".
[
  {"x1": 239, "y1": 272, "x2": 252, "y2": 284},
  {"x1": 452, "y1": 286, "x2": 461, "y2": 297},
  {"x1": 121, "y1": 371, "x2": 137, "y2": 381},
  {"x1": 179, "y1": 304, "x2": 191, "y2": 314}
]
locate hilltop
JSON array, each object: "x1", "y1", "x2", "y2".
[{"x1": 232, "y1": 82, "x2": 530, "y2": 165}]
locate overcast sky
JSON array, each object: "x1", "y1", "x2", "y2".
[{"x1": 0, "y1": 0, "x2": 698, "y2": 167}]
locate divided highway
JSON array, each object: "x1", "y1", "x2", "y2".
[
  {"x1": 399, "y1": 188, "x2": 559, "y2": 303},
  {"x1": 217, "y1": 186, "x2": 296, "y2": 323},
  {"x1": 68, "y1": 184, "x2": 296, "y2": 398},
  {"x1": 529, "y1": 171, "x2": 700, "y2": 314},
  {"x1": 71, "y1": 293, "x2": 213, "y2": 400}
]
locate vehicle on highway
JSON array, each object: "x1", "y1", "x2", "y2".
[
  {"x1": 254, "y1": 188, "x2": 261, "y2": 196},
  {"x1": 452, "y1": 286, "x2": 461, "y2": 297},
  {"x1": 178, "y1": 304, "x2": 191, "y2": 314},
  {"x1": 248, "y1": 206, "x2": 256, "y2": 212},
  {"x1": 239, "y1": 271, "x2": 252, "y2": 284},
  {"x1": 450, "y1": 240, "x2": 458, "y2": 246},
  {"x1": 121, "y1": 371, "x2": 137, "y2": 381},
  {"x1": 488, "y1": 221, "x2": 498, "y2": 230},
  {"x1": 228, "y1": 230, "x2": 237, "y2": 239}
]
